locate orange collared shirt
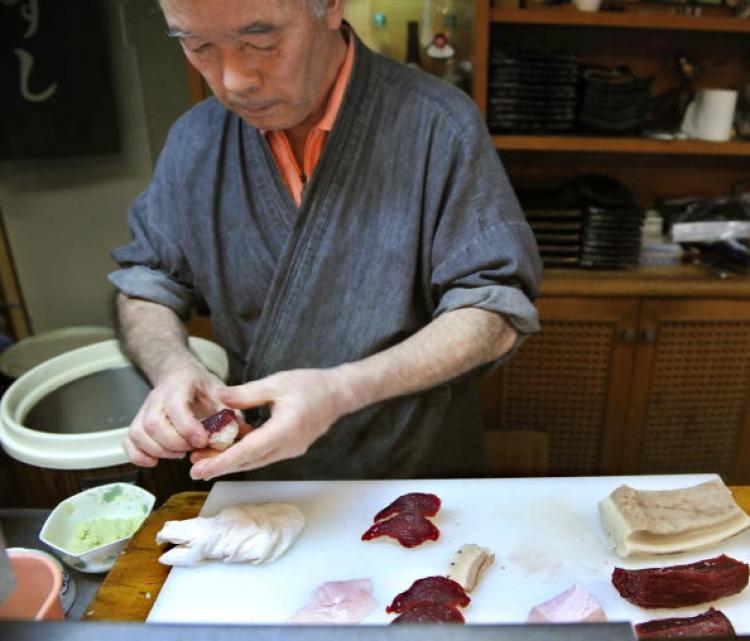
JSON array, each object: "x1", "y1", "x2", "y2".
[{"x1": 265, "y1": 32, "x2": 355, "y2": 207}]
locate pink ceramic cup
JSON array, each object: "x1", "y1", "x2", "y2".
[{"x1": 0, "y1": 549, "x2": 64, "y2": 620}]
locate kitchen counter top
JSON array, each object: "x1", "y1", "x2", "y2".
[{"x1": 83, "y1": 485, "x2": 750, "y2": 624}]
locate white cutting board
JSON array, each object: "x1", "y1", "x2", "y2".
[{"x1": 147, "y1": 473, "x2": 750, "y2": 631}]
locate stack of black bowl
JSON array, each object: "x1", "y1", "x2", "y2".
[
  {"x1": 488, "y1": 48, "x2": 579, "y2": 134},
  {"x1": 580, "y1": 206, "x2": 645, "y2": 269},
  {"x1": 525, "y1": 209, "x2": 582, "y2": 268},
  {"x1": 578, "y1": 66, "x2": 653, "y2": 134}
]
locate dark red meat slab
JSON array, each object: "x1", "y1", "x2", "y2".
[
  {"x1": 361, "y1": 512, "x2": 440, "y2": 548},
  {"x1": 201, "y1": 409, "x2": 236, "y2": 433},
  {"x1": 391, "y1": 602, "x2": 465, "y2": 625},
  {"x1": 374, "y1": 492, "x2": 441, "y2": 522},
  {"x1": 635, "y1": 608, "x2": 736, "y2": 639},
  {"x1": 612, "y1": 554, "x2": 749, "y2": 608},
  {"x1": 386, "y1": 576, "x2": 470, "y2": 614}
]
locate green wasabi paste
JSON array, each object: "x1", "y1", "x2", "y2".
[{"x1": 68, "y1": 516, "x2": 141, "y2": 554}]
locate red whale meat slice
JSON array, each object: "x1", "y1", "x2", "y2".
[
  {"x1": 635, "y1": 608, "x2": 736, "y2": 639},
  {"x1": 361, "y1": 512, "x2": 440, "y2": 548},
  {"x1": 201, "y1": 409, "x2": 236, "y2": 433},
  {"x1": 374, "y1": 492, "x2": 441, "y2": 522},
  {"x1": 612, "y1": 554, "x2": 749, "y2": 609},
  {"x1": 391, "y1": 602, "x2": 465, "y2": 625},
  {"x1": 386, "y1": 576, "x2": 470, "y2": 614}
]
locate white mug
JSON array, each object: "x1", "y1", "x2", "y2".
[
  {"x1": 680, "y1": 88, "x2": 738, "y2": 142},
  {"x1": 574, "y1": 0, "x2": 603, "y2": 11}
]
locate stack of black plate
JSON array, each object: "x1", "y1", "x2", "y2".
[
  {"x1": 488, "y1": 49, "x2": 579, "y2": 134},
  {"x1": 526, "y1": 209, "x2": 582, "y2": 268},
  {"x1": 581, "y1": 206, "x2": 645, "y2": 269},
  {"x1": 578, "y1": 66, "x2": 653, "y2": 133}
]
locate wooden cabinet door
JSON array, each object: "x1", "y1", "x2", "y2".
[
  {"x1": 479, "y1": 297, "x2": 640, "y2": 476},
  {"x1": 623, "y1": 299, "x2": 750, "y2": 484}
]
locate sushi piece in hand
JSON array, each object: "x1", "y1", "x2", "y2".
[{"x1": 201, "y1": 409, "x2": 240, "y2": 450}]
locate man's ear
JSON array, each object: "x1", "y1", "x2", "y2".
[{"x1": 324, "y1": 0, "x2": 346, "y2": 30}]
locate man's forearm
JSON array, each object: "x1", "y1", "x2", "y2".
[
  {"x1": 115, "y1": 293, "x2": 204, "y2": 386},
  {"x1": 333, "y1": 307, "x2": 517, "y2": 414}
]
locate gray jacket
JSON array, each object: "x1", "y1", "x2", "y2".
[{"x1": 110, "y1": 35, "x2": 542, "y2": 480}]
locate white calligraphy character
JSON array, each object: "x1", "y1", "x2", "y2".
[{"x1": 14, "y1": 49, "x2": 58, "y2": 102}]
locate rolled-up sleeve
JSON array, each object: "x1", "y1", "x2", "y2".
[
  {"x1": 428, "y1": 97, "x2": 542, "y2": 336},
  {"x1": 433, "y1": 220, "x2": 541, "y2": 334},
  {"x1": 109, "y1": 130, "x2": 199, "y2": 320}
]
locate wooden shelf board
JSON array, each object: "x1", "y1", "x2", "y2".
[
  {"x1": 493, "y1": 135, "x2": 750, "y2": 156},
  {"x1": 540, "y1": 265, "x2": 750, "y2": 299},
  {"x1": 490, "y1": 7, "x2": 750, "y2": 33}
]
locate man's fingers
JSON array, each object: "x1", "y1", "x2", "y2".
[
  {"x1": 163, "y1": 397, "x2": 208, "y2": 449},
  {"x1": 128, "y1": 425, "x2": 186, "y2": 460},
  {"x1": 123, "y1": 436, "x2": 158, "y2": 468},
  {"x1": 189, "y1": 427, "x2": 279, "y2": 480},
  {"x1": 189, "y1": 448, "x2": 221, "y2": 464},
  {"x1": 219, "y1": 382, "x2": 274, "y2": 410},
  {"x1": 140, "y1": 408, "x2": 194, "y2": 453}
]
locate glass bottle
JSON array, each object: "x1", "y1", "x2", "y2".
[{"x1": 404, "y1": 21, "x2": 423, "y2": 69}]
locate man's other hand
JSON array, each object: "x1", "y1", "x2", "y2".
[{"x1": 188, "y1": 368, "x2": 353, "y2": 480}]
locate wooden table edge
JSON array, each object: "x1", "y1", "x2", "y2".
[
  {"x1": 83, "y1": 491, "x2": 209, "y2": 622},
  {"x1": 83, "y1": 486, "x2": 750, "y2": 623}
]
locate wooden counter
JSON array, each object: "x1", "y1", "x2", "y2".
[{"x1": 83, "y1": 486, "x2": 750, "y2": 623}]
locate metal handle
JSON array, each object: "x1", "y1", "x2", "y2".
[
  {"x1": 620, "y1": 328, "x2": 637, "y2": 342},
  {"x1": 641, "y1": 328, "x2": 657, "y2": 343}
]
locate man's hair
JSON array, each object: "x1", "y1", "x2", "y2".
[{"x1": 303, "y1": 0, "x2": 326, "y2": 18}]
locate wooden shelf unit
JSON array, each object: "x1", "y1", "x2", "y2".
[
  {"x1": 473, "y1": 0, "x2": 750, "y2": 204},
  {"x1": 493, "y1": 135, "x2": 750, "y2": 156},
  {"x1": 489, "y1": 6, "x2": 750, "y2": 33}
]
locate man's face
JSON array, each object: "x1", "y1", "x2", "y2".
[{"x1": 159, "y1": 0, "x2": 344, "y2": 131}]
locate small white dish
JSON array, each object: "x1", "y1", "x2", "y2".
[{"x1": 39, "y1": 482, "x2": 155, "y2": 573}]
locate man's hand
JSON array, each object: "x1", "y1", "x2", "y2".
[
  {"x1": 188, "y1": 368, "x2": 353, "y2": 480},
  {"x1": 123, "y1": 362, "x2": 226, "y2": 467}
]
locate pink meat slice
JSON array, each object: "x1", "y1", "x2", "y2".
[
  {"x1": 374, "y1": 493, "x2": 442, "y2": 522},
  {"x1": 635, "y1": 607, "x2": 736, "y2": 639},
  {"x1": 386, "y1": 576, "x2": 470, "y2": 614},
  {"x1": 288, "y1": 579, "x2": 377, "y2": 624},
  {"x1": 527, "y1": 584, "x2": 607, "y2": 623},
  {"x1": 391, "y1": 602, "x2": 465, "y2": 625},
  {"x1": 361, "y1": 512, "x2": 440, "y2": 548}
]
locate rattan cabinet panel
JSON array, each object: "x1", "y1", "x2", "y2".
[
  {"x1": 479, "y1": 297, "x2": 639, "y2": 476},
  {"x1": 624, "y1": 299, "x2": 750, "y2": 484},
  {"x1": 481, "y1": 297, "x2": 750, "y2": 482}
]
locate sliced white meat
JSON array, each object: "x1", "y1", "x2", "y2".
[
  {"x1": 156, "y1": 503, "x2": 305, "y2": 566},
  {"x1": 288, "y1": 579, "x2": 377, "y2": 624},
  {"x1": 446, "y1": 543, "x2": 494, "y2": 592},
  {"x1": 527, "y1": 584, "x2": 606, "y2": 623},
  {"x1": 599, "y1": 479, "x2": 750, "y2": 557}
]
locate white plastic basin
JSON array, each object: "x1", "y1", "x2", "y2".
[
  {"x1": 0, "y1": 337, "x2": 228, "y2": 470},
  {"x1": 0, "y1": 326, "x2": 115, "y2": 379}
]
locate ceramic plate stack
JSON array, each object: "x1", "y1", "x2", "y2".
[
  {"x1": 581, "y1": 206, "x2": 645, "y2": 269},
  {"x1": 578, "y1": 66, "x2": 653, "y2": 133},
  {"x1": 525, "y1": 209, "x2": 582, "y2": 268},
  {"x1": 488, "y1": 49, "x2": 579, "y2": 134}
]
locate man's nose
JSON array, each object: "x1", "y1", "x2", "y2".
[{"x1": 221, "y1": 48, "x2": 260, "y2": 95}]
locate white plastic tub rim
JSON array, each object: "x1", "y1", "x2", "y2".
[
  {"x1": 0, "y1": 325, "x2": 116, "y2": 379},
  {"x1": 0, "y1": 337, "x2": 228, "y2": 470}
]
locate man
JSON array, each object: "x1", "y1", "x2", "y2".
[{"x1": 110, "y1": 0, "x2": 542, "y2": 483}]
